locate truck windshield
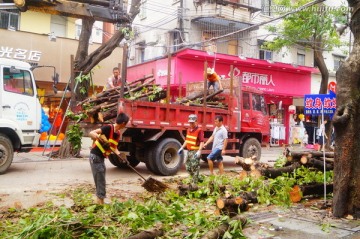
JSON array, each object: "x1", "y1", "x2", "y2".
[{"x1": 3, "y1": 67, "x2": 34, "y2": 96}]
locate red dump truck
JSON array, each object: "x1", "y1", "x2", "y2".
[{"x1": 107, "y1": 80, "x2": 270, "y2": 176}]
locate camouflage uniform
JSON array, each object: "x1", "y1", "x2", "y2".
[{"x1": 185, "y1": 150, "x2": 201, "y2": 184}]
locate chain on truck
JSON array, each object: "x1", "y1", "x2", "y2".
[
  {"x1": 0, "y1": 58, "x2": 42, "y2": 174},
  {"x1": 84, "y1": 67, "x2": 271, "y2": 176}
]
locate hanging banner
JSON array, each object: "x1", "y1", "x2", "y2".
[{"x1": 304, "y1": 91, "x2": 336, "y2": 117}]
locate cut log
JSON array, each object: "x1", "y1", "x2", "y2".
[
  {"x1": 309, "y1": 151, "x2": 334, "y2": 158},
  {"x1": 216, "y1": 197, "x2": 244, "y2": 209},
  {"x1": 178, "y1": 91, "x2": 204, "y2": 103},
  {"x1": 135, "y1": 90, "x2": 167, "y2": 102},
  {"x1": 299, "y1": 183, "x2": 333, "y2": 197},
  {"x1": 178, "y1": 184, "x2": 199, "y2": 196},
  {"x1": 216, "y1": 196, "x2": 249, "y2": 214},
  {"x1": 198, "y1": 89, "x2": 224, "y2": 102},
  {"x1": 306, "y1": 158, "x2": 334, "y2": 171},
  {"x1": 188, "y1": 103, "x2": 227, "y2": 109},
  {"x1": 260, "y1": 163, "x2": 301, "y2": 178},
  {"x1": 98, "y1": 109, "x2": 118, "y2": 122},
  {"x1": 238, "y1": 191, "x2": 258, "y2": 203},
  {"x1": 235, "y1": 156, "x2": 257, "y2": 171},
  {"x1": 200, "y1": 215, "x2": 247, "y2": 239},
  {"x1": 319, "y1": 157, "x2": 335, "y2": 164},
  {"x1": 125, "y1": 228, "x2": 164, "y2": 239},
  {"x1": 289, "y1": 185, "x2": 302, "y2": 203},
  {"x1": 129, "y1": 78, "x2": 156, "y2": 93},
  {"x1": 239, "y1": 169, "x2": 262, "y2": 180}
]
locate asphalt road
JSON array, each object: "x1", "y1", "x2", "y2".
[{"x1": 0, "y1": 138, "x2": 284, "y2": 208}]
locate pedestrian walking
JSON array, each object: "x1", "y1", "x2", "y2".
[
  {"x1": 203, "y1": 115, "x2": 228, "y2": 175},
  {"x1": 88, "y1": 112, "x2": 129, "y2": 204},
  {"x1": 178, "y1": 114, "x2": 204, "y2": 185},
  {"x1": 317, "y1": 119, "x2": 328, "y2": 151}
]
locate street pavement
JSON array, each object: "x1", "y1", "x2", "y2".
[{"x1": 3, "y1": 138, "x2": 360, "y2": 238}]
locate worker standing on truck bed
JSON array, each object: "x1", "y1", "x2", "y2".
[
  {"x1": 203, "y1": 115, "x2": 228, "y2": 175},
  {"x1": 206, "y1": 67, "x2": 223, "y2": 91},
  {"x1": 103, "y1": 67, "x2": 121, "y2": 91},
  {"x1": 178, "y1": 114, "x2": 204, "y2": 185},
  {"x1": 88, "y1": 112, "x2": 129, "y2": 204}
]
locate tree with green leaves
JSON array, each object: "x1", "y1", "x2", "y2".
[
  {"x1": 261, "y1": 1, "x2": 360, "y2": 218},
  {"x1": 263, "y1": 0, "x2": 345, "y2": 94}
]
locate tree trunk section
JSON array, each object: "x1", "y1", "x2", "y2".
[
  {"x1": 125, "y1": 228, "x2": 164, "y2": 239},
  {"x1": 260, "y1": 163, "x2": 301, "y2": 178},
  {"x1": 200, "y1": 215, "x2": 247, "y2": 239},
  {"x1": 332, "y1": 0, "x2": 360, "y2": 218}
]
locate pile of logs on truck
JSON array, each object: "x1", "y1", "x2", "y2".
[
  {"x1": 78, "y1": 74, "x2": 233, "y2": 124},
  {"x1": 77, "y1": 71, "x2": 270, "y2": 176}
]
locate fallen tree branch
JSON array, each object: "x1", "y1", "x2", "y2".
[{"x1": 200, "y1": 215, "x2": 247, "y2": 239}]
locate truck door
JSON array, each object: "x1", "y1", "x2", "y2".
[
  {"x1": 1, "y1": 66, "x2": 40, "y2": 131},
  {"x1": 241, "y1": 92, "x2": 252, "y2": 127},
  {"x1": 250, "y1": 93, "x2": 268, "y2": 132}
]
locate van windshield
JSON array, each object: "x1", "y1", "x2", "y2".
[{"x1": 3, "y1": 67, "x2": 34, "y2": 96}]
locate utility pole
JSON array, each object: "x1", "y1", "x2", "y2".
[{"x1": 120, "y1": 43, "x2": 128, "y2": 99}]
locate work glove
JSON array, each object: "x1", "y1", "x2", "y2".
[
  {"x1": 177, "y1": 148, "x2": 183, "y2": 155},
  {"x1": 118, "y1": 153, "x2": 128, "y2": 164},
  {"x1": 195, "y1": 150, "x2": 201, "y2": 158}
]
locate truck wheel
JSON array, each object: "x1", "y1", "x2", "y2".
[
  {"x1": 241, "y1": 138, "x2": 261, "y2": 159},
  {"x1": 152, "y1": 138, "x2": 184, "y2": 176},
  {"x1": 143, "y1": 143, "x2": 159, "y2": 174},
  {"x1": 108, "y1": 153, "x2": 140, "y2": 168},
  {"x1": 0, "y1": 134, "x2": 14, "y2": 174}
]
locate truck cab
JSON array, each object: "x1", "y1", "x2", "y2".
[{"x1": 0, "y1": 58, "x2": 41, "y2": 174}]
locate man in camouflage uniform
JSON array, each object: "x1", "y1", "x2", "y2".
[{"x1": 178, "y1": 114, "x2": 204, "y2": 184}]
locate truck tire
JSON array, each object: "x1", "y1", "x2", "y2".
[
  {"x1": 152, "y1": 138, "x2": 184, "y2": 176},
  {"x1": 241, "y1": 138, "x2": 261, "y2": 159},
  {"x1": 0, "y1": 134, "x2": 14, "y2": 174},
  {"x1": 108, "y1": 153, "x2": 140, "y2": 168},
  {"x1": 142, "y1": 143, "x2": 159, "y2": 174}
]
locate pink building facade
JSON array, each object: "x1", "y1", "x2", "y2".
[{"x1": 127, "y1": 48, "x2": 317, "y2": 145}]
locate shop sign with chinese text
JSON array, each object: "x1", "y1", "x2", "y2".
[{"x1": 304, "y1": 91, "x2": 336, "y2": 117}]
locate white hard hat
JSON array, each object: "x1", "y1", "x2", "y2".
[{"x1": 188, "y1": 114, "x2": 197, "y2": 123}]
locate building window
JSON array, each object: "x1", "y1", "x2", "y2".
[
  {"x1": 51, "y1": 15, "x2": 67, "y2": 38},
  {"x1": 333, "y1": 55, "x2": 345, "y2": 71},
  {"x1": 297, "y1": 49, "x2": 305, "y2": 66},
  {"x1": 261, "y1": 0, "x2": 271, "y2": 16},
  {"x1": 259, "y1": 49, "x2": 273, "y2": 60},
  {"x1": 75, "y1": 24, "x2": 81, "y2": 39},
  {"x1": 0, "y1": 10, "x2": 19, "y2": 30}
]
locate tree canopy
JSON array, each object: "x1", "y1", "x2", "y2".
[{"x1": 262, "y1": 0, "x2": 346, "y2": 93}]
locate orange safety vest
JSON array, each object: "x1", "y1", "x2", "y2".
[
  {"x1": 93, "y1": 124, "x2": 120, "y2": 157},
  {"x1": 185, "y1": 127, "x2": 201, "y2": 150},
  {"x1": 207, "y1": 73, "x2": 220, "y2": 83}
]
